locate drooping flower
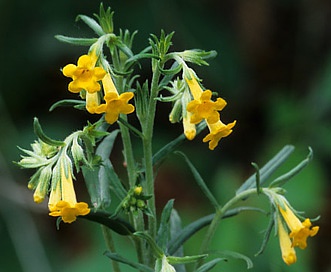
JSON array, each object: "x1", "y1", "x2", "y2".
[
  {"x1": 203, "y1": 120, "x2": 236, "y2": 150},
  {"x1": 184, "y1": 72, "x2": 203, "y2": 100},
  {"x1": 183, "y1": 111, "x2": 196, "y2": 140},
  {"x1": 86, "y1": 92, "x2": 101, "y2": 114},
  {"x1": 94, "y1": 73, "x2": 135, "y2": 124},
  {"x1": 48, "y1": 160, "x2": 90, "y2": 223},
  {"x1": 278, "y1": 203, "x2": 319, "y2": 249},
  {"x1": 62, "y1": 52, "x2": 106, "y2": 94},
  {"x1": 277, "y1": 215, "x2": 297, "y2": 265},
  {"x1": 187, "y1": 90, "x2": 227, "y2": 124}
]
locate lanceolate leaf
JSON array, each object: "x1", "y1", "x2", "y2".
[
  {"x1": 236, "y1": 145, "x2": 295, "y2": 194},
  {"x1": 157, "y1": 199, "x2": 175, "y2": 251},
  {"x1": 175, "y1": 151, "x2": 219, "y2": 209},
  {"x1": 82, "y1": 210, "x2": 135, "y2": 235},
  {"x1": 210, "y1": 250, "x2": 253, "y2": 269},
  {"x1": 33, "y1": 117, "x2": 65, "y2": 147},
  {"x1": 196, "y1": 258, "x2": 224, "y2": 272},
  {"x1": 55, "y1": 35, "x2": 98, "y2": 46},
  {"x1": 104, "y1": 252, "x2": 153, "y2": 272},
  {"x1": 269, "y1": 147, "x2": 313, "y2": 188},
  {"x1": 49, "y1": 99, "x2": 86, "y2": 112},
  {"x1": 152, "y1": 122, "x2": 206, "y2": 168},
  {"x1": 167, "y1": 207, "x2": 265, "y2": 255},
  {"x1": 76, "y1": 14, "x2": 105, "y2": 36}
]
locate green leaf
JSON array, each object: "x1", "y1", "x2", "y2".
[
  {"x1": 196, "y1": 258, "x2": 224, "y2": 272},
  {"x1": 269, "y1": 147, "x2": 313, "y2": 188},
  {"x1": 236, "y1": 145, "x2": 295, "y2": 194},
  {"x1": 96, "y1": 130, "x2": 127, "y2": 200},
  {"x1": 152, "y1": 122, "x2": 206, "y2": 168},
  {"x1": 175, "y1": 151, "x2": 219, "y2": 209},
  {"x1": 157, "y1": 199, "x2": 175, "y2": 251},
  {"x1": 55, "y1": 35, "x2": 98, "y2": 46},
  {"x1": 134, "y1": 231, "x2": 164, "y2": 258},
  {"x1": 251, "y1": 162, "x2": 261, "y2": 195},
  {"x1": 82, "y1": 209, "x2": 134, "y2": 235},
  {"x1": 33, "y1": 117, "x2": 65, "y2": 147},
  {"x1": 167, "y1": 207, "x2": 264, "y2": 255},
  {"x1": 255, "y1": 213, "x2": 275, "y2": 256},
  {"x1": 49, "y1": 99, "x2": 86, "y2": 111},
  {"x1": 210, "y1": 250, "x2": 253, "y2": 269},
  {"x1": 167, "y1": 254, "x2": 207, "y2": 265},
  {"x1": 76, "y1": 14, "x2": 105, "y2": 36},
  {"x1": 104, "y1": 252, "x2": 154, "y2": 272}
]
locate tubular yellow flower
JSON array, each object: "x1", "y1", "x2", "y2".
[
  {"x1": 102, "y1": 72, "x2": 118, "y2": 95},
  {"x1": 185, "y1": 72, "x2": 203, "y2": 100},
  {"x1": 62, "y1": 53, "x2": 106, "y2": 94},
  {"x1": 277, "y1": 215, "x2": 297, "y2": 265},
  {"x1": 203, "y1": 120, "x2": 236, "y2": 150},
  {"x1": 89, "y1": 72, "x2": 135, "y2": 124},
  {"x1": 86, "y1": 92, "x2": 100, "y2": 114},
  {"x1": 183, "y1": 111, "x2": 196, "y2": 140},
  {"x1": 187, "y1": 90, "x2": 227, "y2": 124},
  {"x1": 48, "y1": 161, "x2": 90, "y2": 223},
  {"x1": 278, "y1": 203, "x2": 319, "y2": 249}
]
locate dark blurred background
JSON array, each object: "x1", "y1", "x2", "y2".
[{"x1": 1, "y1": 0, "x2": 331, "y2": 271}]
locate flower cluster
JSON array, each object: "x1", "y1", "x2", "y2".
[
  {"x1": 63, "y1": 50, "x2": 134, "y2": 124},
  {"x1": 276, "y1": 199, "x2": 319, "y2": 265},
  {"x1": 164, "y1": 67, "x2": 236, "y2": 150},
  {"x1": 16, "y1": 120, "x2": 109, "y2": 223}
]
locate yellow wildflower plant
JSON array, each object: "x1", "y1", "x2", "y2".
[
  {"x1": 94, "y1": 73, "x2": 135, "y2": 124},
  {"x1": 203, "y1": 120, "x2": 237, "y2": 150},
  {"x1": 62, "y1": 52, "x2": 107, "y2": 94},
  {"x1": 48, "y1": 160, "x2": 90, "y2": 223},
  {"x1": 278, "y1": 203, "x2": 319, "y2": 249},
  {"x1": 277, "y1": 214, "x2": 297, "y2": 265},
  {"x1": 187, "y1": 90, "x2": 227, "y2": 124}
]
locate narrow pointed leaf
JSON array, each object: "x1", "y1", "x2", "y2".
[
  {"x1": 196, "y1": 258, "x2": 224, "y2": 272},
  {"x1": 82, "y1": 210, "x2": 134, "y2": 235},
  {"x1": 152, "y1": 122, "x2": 206, "y2": 168},
  {"x1": 55, "y1": 35, "x2": 98, "y2": 46},
  {"x1": 157, "y1": 199, "x2": 175, "y2": 251},
  {"x1": 104, "y1": 252, "x2": 153, "y2": 272},
  {"x1": 49, "y1": 99, "x2": 86, "y2": 111},
  {"x1": 211, "y1": 250, "x2": 253, "y2": 269},
  {"x1": 76, "y1": 14, "x2": 105, "y2": 36},
  {"x1": 33, "y1": 117, "x2": 65, "y2": 147},
  {"x1": 269, "y1": 147, "x2": 313, "y2": 188},
  {"x1": 167, "y1": 254, "x2": 207, "y2": 265},
  {"x1": 175, "y1": 151, "x2": 219, "y2": 209},
  {"x1": 236, "y1": 145, "x2": 295, "y2": 194},
  {"x1": 134, "y1": 231, "x2": 164, "y2": 258},
  {"x1": 168, "y1": 207, "x2": 264, "y2": 255}
]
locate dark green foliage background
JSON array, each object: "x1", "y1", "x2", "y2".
[{"x1": 1, "y1": 0, "x2": 330, "y2": 271}]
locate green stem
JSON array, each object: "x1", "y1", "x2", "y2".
[
  {"x1": 112, "y1": 46, "x2": 147, "y2": 268},
  {"x1": 101, "y1": 225, "x2": 121, "y2": 272}
]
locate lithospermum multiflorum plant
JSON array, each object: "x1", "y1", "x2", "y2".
[{"x1": 16, "y1": 4, "x2": 319, "y2": 271}]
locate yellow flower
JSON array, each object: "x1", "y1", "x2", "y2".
[
  {"x1": 278, "y1": 203, "x2": 319, "y2": 249},
  {"x1": 187, "y1": 90, "x2": 227, "y2": 124},
  {"x1": 185, "y1": 72, "x2": 203, "y2": 100},
  {"x1": 62, "y1": 53, "x2": 106, "y2": 94},
  {"x1": 48, "y1": 161, "x2": 90, "y2": 223},
  {"x1": 86, "y1": 92, "x2": 100, "y2": 114},
  {"x1": 203, "y1": 120, "x2": 236, "y2": 150},
  {"x1": 95, "y1": 92, "x2": 135, "y2": 124},
  {"x1": 93, "y1": 73, "x2": 134, "y2": 124},
  {"x1": 183, "y1": 111, "x2": 196, "y2": 140},
  {"x1": 277, "y1": 215, "x2": 297, "y2": 265}
]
